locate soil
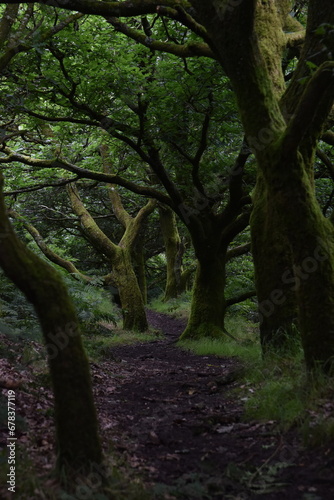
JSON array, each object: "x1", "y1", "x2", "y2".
[
  {"x1": 101, "y1": 310, "x2": 334, "y2": 500},
  {"x1": 1, "y1": 310, "x2": 334, "y2": 499}
]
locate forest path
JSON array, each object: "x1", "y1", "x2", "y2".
[
  {"x1": 1, "y1": 312, "x2": 334, "y2": 499},
  {"x1": 94, "y1": 310, "x2": 334, "y2": 500}
]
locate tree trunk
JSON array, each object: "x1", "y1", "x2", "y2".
[
  {"x1": 189, "y1": 0, "x2": 334, "y2": 371},
  {"x1": 67, "y1": 183, "x2": 150, "y2": 332},
  {"x1": 251, "y1": 174, "x2": 298, "y2": 349},
  {"x1": 180, "y1": 250, "x2": 227, "y2": 340},
  {"x1": 159, "y1": 205, "x2": 184, "y2": 301},
  {"x1": 113, "y1": 248, "x2": 148, "y2": 331},
  {"x1": 132, "y1": 237, "x2": 148, "y2": 305},
  {"x1": 267, "y1": 152, "x2": 334, "y2": 372},
  {"x1": 0, "y1": 174, "x2": 102, "y2": 473}
]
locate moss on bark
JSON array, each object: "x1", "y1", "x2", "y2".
[
  {"x1": 67, "y1": 183, "x2": 149, "y2": 332},
  {"x1": 113, "y1": 248, "x2": 148, "y2": 332},
  {"x1": 268, "y1": 152, "x2": 334, "y2": 372},
  {"x1": 0, "y1": 173, "x2": 102, "y2": 473},
  {"x1": 251, "y1": 173, "x2": 298, "y2": 349},
  {"x1": 159, "y1": 205, "x2": 185, "y2": 301},
  {"x1": 180, "y1": 252, "x2": 227, "y2": 340},
  {"x1": 132, "y1": 238, "x2": 148, "y2": 305}
]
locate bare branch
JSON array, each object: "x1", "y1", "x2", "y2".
[{"x1": 226, "y1": 289, "x2": 256, "y2": 308}]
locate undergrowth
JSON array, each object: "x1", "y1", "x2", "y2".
[
  {"x1": 0, "y1": 444, "x2": 150, "y2": 500},
  {"x1": 175, "y1": 311, "x2": 334, "y2": 446},
  {"x1": 149, "y1": 291, "x2": 191, "y2": 321}
]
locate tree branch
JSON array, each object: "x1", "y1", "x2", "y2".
[
  {"x1": 316, "y1": 148, "x2": 334, "y2": 183},
  {"x1": 67, "y1": 182, "x2": 119, "y2": 260},
  {"x1": 322, "y1": 130, "x2": 334, "y2": 146},
  {"x1": 226, "y1": 289, "x2": 256, "y2": 308},
  {"x1": 0, "y1": 147, "x2": 173, "y2": 206},
  {"x1": 9, "y1": 208, "x2": 116, "y2": 285},
  {"x1": 0, "y1": 1, "x2": 191, "y2": 17},
  {"x1": 226, "y1": 242, "x2": 251, "y2": 262},
  {"x1": 0, "y1": 4, "x2": 19, "y2": 49},
  {"x1": 283, "y1": 61, "x2": 334, "y2": 155},
  {"x1": 0, "y1": 11, "x2": 84, "y2": 72},
  {"x1": 4, "y1": 176, "x2": 80, "y2": 197},
  {"x1": 106, "y1": 16, "x2": 214, "y2": 59},
  {"x1": 120, "y1": 198, "x2": 156, "y2": 248},
  {"x1": 218, "y1": 142, "x2": 251, "y2": 230},
  {"x1": 99, "y1": 143, "x2": 132, "y2": 228},
  {"x1": 8, "y1": 209, "x2": 92, "y2": 281}
]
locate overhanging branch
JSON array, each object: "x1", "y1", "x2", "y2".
[
  {"x1": 4, "y1": 176, "x2": 80, "y2": 196},
  {"x1": 0, "y1": 0, "x2": 191, "y2": 17},
  {"x1": 106, "y1": 16, "x2": 214, "y2": 59},
  {"x1": 0, "y1": 147, "x2": 173, "y2": 206}
]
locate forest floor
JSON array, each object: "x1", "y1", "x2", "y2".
[{"x1": 1, "y1": 310, "x2": 334, "y2": 499}]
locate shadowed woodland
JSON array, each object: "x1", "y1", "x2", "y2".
[{"x1": 1, "y1": 0, "x2": 334, "y2": 498}]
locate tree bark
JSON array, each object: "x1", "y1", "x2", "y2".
[
  {"x1": 0, "y1": 173, "x2": 102, "y2": 473},
  {"x1": 132, "y1": 237, "x2": 148, "y2": 304},
  {"x1": 112, "y1": 247, "x2": 148, "y2": 331},
  {"x1": 159, "y1": 205, "x2": 185, "y2": 301},
  {"x1": 189, "y1": 0, "x2": 334, "y2": 372},
  {"x1": 266, "y1": 149, "x2": 334, "y2": 370},
  {"x1": 180, "y1": 249, "x2": 228, "y2": 340},
  {"x1": 251, "y1": 173, "x2": 298, "y2": 349},
  {"x1": 67, "y1": 183, "x2": 150, "y2": 331}
]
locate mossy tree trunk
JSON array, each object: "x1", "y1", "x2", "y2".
[
  {"x1": 180, "y1": 244, "x2": 228, "y2": 340},
  {"x1": 249, "y1": 0, "x2": 299, "y2": 349},
  {"x1": 265, "y1": 148, "x2": 334, "y2": 370},
  {"x1": 132, "y1": 236, "x2": 148, "y2": 304},
  {"x1": 179, "y1": 168, "x2": 250, "y2": 340},
  {"x1": 159, "y1": 205, "x2": 185, "y2": 301},
  {"x1": 112, "y1": 247, "x2": 148, "y2": 331},
  {"x1": 67, "y1": 182, "x2": 154, "y2": 332},
  {"x1": 251, "y1": 174, "x2": 298, "y2": 349},
  {"x1": 0, "y1": 173, "x2": 102, "y2": 473},
  {"x1": 189, "y1": 0, "x2": 334, "y2": 371},
  {"x1": 178, "y1": 143, "x2": 251, "y2": 340}
]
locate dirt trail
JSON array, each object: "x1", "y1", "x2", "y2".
[
  {"x1": 94, "y1": 310, "x2": 334, "y2": 499},
  {"x1": 1, "y1": 311, "x2": 334, "y2": 499}
]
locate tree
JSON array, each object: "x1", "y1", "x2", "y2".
[
  {"x1": 2, "y1": 0, "x2": 333, "y2": 369},
  {"x1": 0, "y1": 19, "x2": 253, "y2": 340},
  {"x1": 159, "y1": 204, "x2": 188, "y2": 301},
  {"x1": 0, "y1": 3, "x2": 103, "y2": 475},
  {"x1": 0, "y1": 172, "x2": 102, "y2": 473},
  {"x1": 188, "y1": 0, "x2": 334, "y2": 370},
  {"x1": 67, "y1": 178, "x2": 155, "y2": 332}
]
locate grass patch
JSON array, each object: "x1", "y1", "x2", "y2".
[
  {"x1": 149, "y1": 292, "x2": 191, "y2": 321},
  {"x1": 177, "y1": 316, "x2": 261, "y2": 364},
  {"x1": 83, "y1": 327, "x2": 162, "y2": 360}
]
